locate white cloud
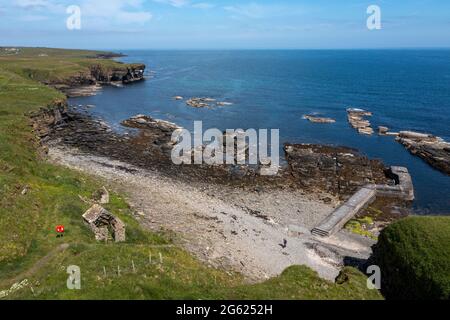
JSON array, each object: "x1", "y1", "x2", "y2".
[
  {"x1": 116, "y1": 11, "x2": 153, "y2": 24},
  {"x1": 153, "y1": 0, "x2": 214, "y2": 9},
  {"x1": 12, "y1": 0, "x2": 153, "y2": 25},
  {"x1": 80, "y1": 0, "x2": 153, "y2": 25},
  {"x1": 224, "y1": 2, "x2": 304, "y2": 20},
  {"x1": 153, "y1": 0, "x2": 190, "y2": 8},
  {"x1": 191, "y1": 2, "x2": 215, "y2": 10},
  {"x1": 14, "y1": 0, "x2": 51, "y2": 9},
  {"x1": 224, "y1": 3, "x2": 267, "y2": 19},
  {"x1": 20, "y1": 14, "x2": 49, "y2": 21}
]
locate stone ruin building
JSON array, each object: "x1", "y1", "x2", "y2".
[{"x1": 82, "y1": 204, "x2": 126, "y2": 242}]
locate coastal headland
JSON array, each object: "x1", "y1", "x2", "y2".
[{"x1": 1, "y1": 47, "x2": 448, "y2": 300}]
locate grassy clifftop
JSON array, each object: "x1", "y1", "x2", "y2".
[
  {"x1": 1, "y1": 48, "x2": 115, "y2": 84},
  {"x1": 0, "y1": 47, "x2": 142, "y2": 86},
  {"x1": 0, "y1": 47, "x2": 382, "y2": 300}
]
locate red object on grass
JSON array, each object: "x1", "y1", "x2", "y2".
[{"x1": 56, "y1": 225, "x2": 65, "y2": 233}]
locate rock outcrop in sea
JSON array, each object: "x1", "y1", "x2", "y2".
[
  {"x1": 396, "y1": 131, "x2": 450, "y2": 175},
  {"x1": 347, "y1": 108, "x2": 374, "y2": 135},
  {"x1": 303, "y1": 115, "x2": 336, "y2": 124},
  {"x1": 186, "y1": 97, "x2": 233, "y2": 108}
]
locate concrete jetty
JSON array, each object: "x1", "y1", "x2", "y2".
[{"x1": 312, "y1": 166, "x2": 414, "y2": 237}]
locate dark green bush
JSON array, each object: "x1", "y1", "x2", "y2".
[{"x1": 372, "y1": 216, "x2": 450, "y2": 300}]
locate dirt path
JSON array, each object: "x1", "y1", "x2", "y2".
[
  {"x1": 48, "y1": 146, "x2": 375, "y2": 282},
  {"x1": 0, "y1": 243, "x2": 69, "y2": 289}
]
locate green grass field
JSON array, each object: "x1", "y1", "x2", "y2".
[{"x1": 0, "y1": 47, "x2": 382, "y2": 300}]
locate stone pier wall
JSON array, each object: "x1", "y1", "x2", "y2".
[{"x1": 311, "y1": 166, "x2": 414, "y2": 237}]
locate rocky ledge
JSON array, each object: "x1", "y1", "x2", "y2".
[
  {"x1": 89, "y1": 63, "x2": 145, "y2": 85},
  {"x1": 396, "y1": 131, "x2": 450, "y2": 175},
  {"x1": 284, "y1": 144, "x2": 390, "y2": 198},
  {"x1": 122, "y1": 114, "x2": 181, "y2": 131},
  {"x1": 186, "y1": 97, "x2": 233, "y2": 109},
  {"x1": 33, "y1": 108, "x2": 408, "y2": 199},
  {"x1": 50, "y1": 63, "x2": 145, "y2": 97},
  {"x1": 303, "y1": 115, "x2": 336, "y2": 124},
  {"x1": 347, "y1": 108, "x2": 374, "y2": 135}
]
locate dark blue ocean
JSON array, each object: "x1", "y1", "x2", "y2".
[{"x1": 71, "y1": 50, "x2": 450, "y2": 214}]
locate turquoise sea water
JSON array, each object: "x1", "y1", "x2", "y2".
[{"x1": 71, "y1": 50, "x2": 450, "y2": 214}]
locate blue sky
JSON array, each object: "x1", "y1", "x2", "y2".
[{"x1": 1, "y1": 0, "x2": 449, "y2": 49}]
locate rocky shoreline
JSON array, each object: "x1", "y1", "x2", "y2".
[
  {"x1": 30, "y1": 103, "x2": 413, "y2": 222},
  {"x1": 32, "y1": 105, "x2": 393, "y2": 194}
]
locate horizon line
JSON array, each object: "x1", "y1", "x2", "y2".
[{"x1": 2, "y1": 45, "x2": 450, "y2": 51}]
